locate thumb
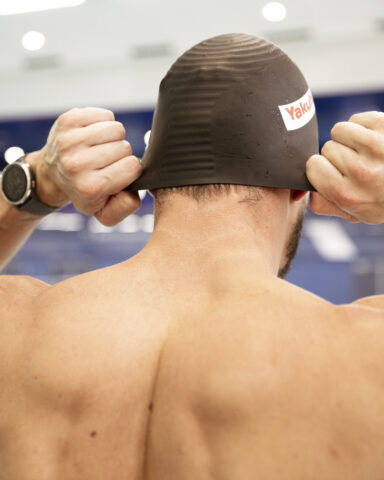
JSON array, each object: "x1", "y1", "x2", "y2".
[
  {"x1": 309, "y1": 193, "x2": 359, "y2": 223},
  {"x1": 94, "y1": 191, "x2": 141, "y2": 226}
]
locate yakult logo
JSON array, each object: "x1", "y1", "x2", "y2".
[{"x1": 278, "y1": 89, "x2": 315, "y2": 131}]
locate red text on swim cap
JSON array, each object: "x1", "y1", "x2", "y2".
[{"x1": 278, "y1": 89, "x2": 316, "y2": 131}]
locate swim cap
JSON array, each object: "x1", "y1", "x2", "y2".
[{"x1": 128, "y1": 33, "x2": 318, "y2": 192}]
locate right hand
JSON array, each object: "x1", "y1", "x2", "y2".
[
  {"x1": 30, "y1": 107, "x2": 143, "y2": 226},
  {"x1": 306, "y1": 111, "x2": 384, "y2": 224}
]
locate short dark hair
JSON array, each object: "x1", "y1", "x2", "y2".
[{"x1": 152, "y1": 184, "x2": 268, "y2": 220}]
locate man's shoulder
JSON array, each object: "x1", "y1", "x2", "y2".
[
  {"x1": 0, "y1": 268, "x2": 109, "y2": 319},
  {"x1": 38, "y1": 262, "x2": 132, "y2": 308},
  {"x1": 0, "y1": 275, "x2": 50, "y2": 332},
  {"x1": 0, "y1": 263, "x2": 153, "y2": 395},
  {"x1": 277, "y1": 278, "x2": 384, "y2": 319},
  {"x1": 0, "y1": 266, "x2": 119, "y2": 365},
  {"x1": 336, "y1": 295, "x2": 384, "y2": 323},
  {"x1": 351, "y1": 295, "x2": 384, "y2": 311},
  {"x1": 332, "y1": 297, "x2": 384, "y2": 382},
  {"x1": 0, "y1": 276, "x2": 51, "y2": 389},
  {"x1": 0, "y1": 274, "x2": 50, "y2": 298}
]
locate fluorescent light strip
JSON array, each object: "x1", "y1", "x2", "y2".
[
  {"x1": 0, "y1": 0, "x2": 86, "y2": 15},
  {"x1": 38, "y1": 213, "x2": 84, "y2": 232},
  {"x1": 305, "y1": 219, "x2": 358, "y2": 262}
]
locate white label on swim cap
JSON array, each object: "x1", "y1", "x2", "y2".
[{"x1": 278, "y1": 89, "x2": 315, "y2": 131}]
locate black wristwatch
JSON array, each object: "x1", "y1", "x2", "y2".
[{"x1": 0, "y1": 156, "x2": 58, "y2": 216}]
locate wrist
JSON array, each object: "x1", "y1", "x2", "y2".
[
  {"x1": 0, "y1": 198, "x2": 41, "y2": 227},
  {"x1": 25, "y1": 149, "x2": 69, "y2": 209}
]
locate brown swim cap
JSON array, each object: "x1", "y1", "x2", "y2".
[{"x1": 128, "y1": 33, "x2": 318, "y2": 192}]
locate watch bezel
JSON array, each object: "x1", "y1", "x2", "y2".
[{"x1": 1, "y1": 159, "x2": 33, "y2": 206}]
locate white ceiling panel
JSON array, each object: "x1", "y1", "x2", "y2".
[{"x1": 0, "y1": 0, "x2": 383, "y2": 118}]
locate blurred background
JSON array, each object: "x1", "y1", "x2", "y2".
[{"x1": 1, "y1": 0, "x2": 384, "y2": 303}]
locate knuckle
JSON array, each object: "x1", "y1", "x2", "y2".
[
  {"x1": 330, "y1": 122, "x2": 344, "y2": 139},
  {"x1": 55, "y1": 134, "x2": 67, "y2": 151},
  {"x1": 62, "y1": 154, "x2": 83, "y2": 174},
  {"x1": 370, "y1": 111, "x2": 384, "y2": 122},
  {"x1": 77, "y1": 179, "x2": 101, "y2": 198},
  {"x1": 56, "y1": 132, "x2": 76, "y2": 152},
  {"x1": 335, "y1": 187, "x2": 358, "y2": 210},
  {"x1": 59, "y1": 107, "x2": 81, "y2": 127},
  {"x1": 369, "y1": 131, "x2": 384, "y2": 158},
  {"x1": 103, "y1": 109, "x2": 115, "y2": 121},
  {"x1": 121, "y1": 140, "x2": 132, "y2": 155},
  {"x1": 350, "y1": 160, "x2": 374, "y2": 184},
  {"x1": 113, "y1": 121, "x2": 126, "y2": 138},
  {"x1": 321, "y1": 140, "x2": 333, "y2": 157},
  {"x1": 349, "y1": 113, "x2": 362, "y2": 123},
  {"x1": 306, "y1": 155, "x2": 317, "y2": 171},
  {"x1": 349, "y1": 111, "x2": 384, "y2": 130},
  {"x1": 376, "y1": 112, "x2": 384, "y2": 129}
]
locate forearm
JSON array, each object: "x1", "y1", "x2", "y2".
[
  {"x1": 0, "y1": 198, "x2": 41, "y2": 271},
  {"x1": 0, "y1": 150, "x2": 68, "y2": 272}
]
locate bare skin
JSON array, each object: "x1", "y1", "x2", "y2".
[{"x1": 0, "y1": 109, "x2": 384, "y2": 479}]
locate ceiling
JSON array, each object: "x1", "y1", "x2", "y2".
[{"x1": 0, "y1": 0, "x2": 384, "y2": 118}]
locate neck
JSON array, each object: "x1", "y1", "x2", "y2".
[{"x1": 139, "y1": 193, "x2": 291, "y2": 280}]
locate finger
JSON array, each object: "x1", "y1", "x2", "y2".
[
  {"x1": 309, "y1": 193, "x2": 359, "y2": 222},
  {"x1": 330, "y1": 121, "x2": 371, "y2": 151},
  {"x1": 97, "y1": 155, "x2": 143, "y2": 196},
  {"x1": 95, "y1": 191, "x2": 141, "y2": 226},
  {"x1": 85, "y1": 140, "x2": 133, "y2": 169},
  {"x1": 321, "y1": 140, "x2": 359, "y2": 178},
  {"x1": 349, "y1": 111, "x2": 384, "y2": 132},
  {"x1": 306, "y1": 154, "x2": 345, "y2": 202},
  {"x1": 59, "y1": 107, "x2": 115, "y2": 128},
  {"x1": 81, "y1": 121, "x2": 127, "y2": 146},
  {"x1": 52, "y1": 121, "x2": 129, "y2": 160}
]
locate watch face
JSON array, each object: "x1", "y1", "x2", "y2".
[{"x1": 2, "y1": 163, "x2": 29, "y2": 204}]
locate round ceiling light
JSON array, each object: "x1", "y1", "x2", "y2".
[
  {"x1": 4, "y1": 146, "x2": 25, "y2": 163},
  {"x1": 262, "y1": 2, "x2": 287, "y2": 22},
  {"x1": 22, "y1": 31, "x2": 46, "y2": 51}
]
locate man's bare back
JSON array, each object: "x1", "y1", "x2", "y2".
[
  {"x1": 1, "y1": 106, "x2": 384, "y2": 479},
  {"x1": 1, "y1": 248, "x2": 384, "y2": 480}
]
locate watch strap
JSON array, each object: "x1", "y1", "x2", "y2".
[{"x1": 15, "y1": 158, "x2": 59, "y2": 216}]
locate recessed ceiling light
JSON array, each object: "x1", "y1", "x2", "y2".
[
  {"x1": 262, "y1": 2, "x2": 287, "y2": 22},
  {"x1": 4, "y1": 146, "x2": 25, "y2": 163},
  {"x1": 22, "y1": 31, "x2": 45, "y2": 51},
  {"x1": 0, "y1": 0, "x2": 86, "y2": 16}
]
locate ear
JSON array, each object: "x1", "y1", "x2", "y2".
[{"x1": 290, "y1": 190, "x2": 308, "y2": 202}]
